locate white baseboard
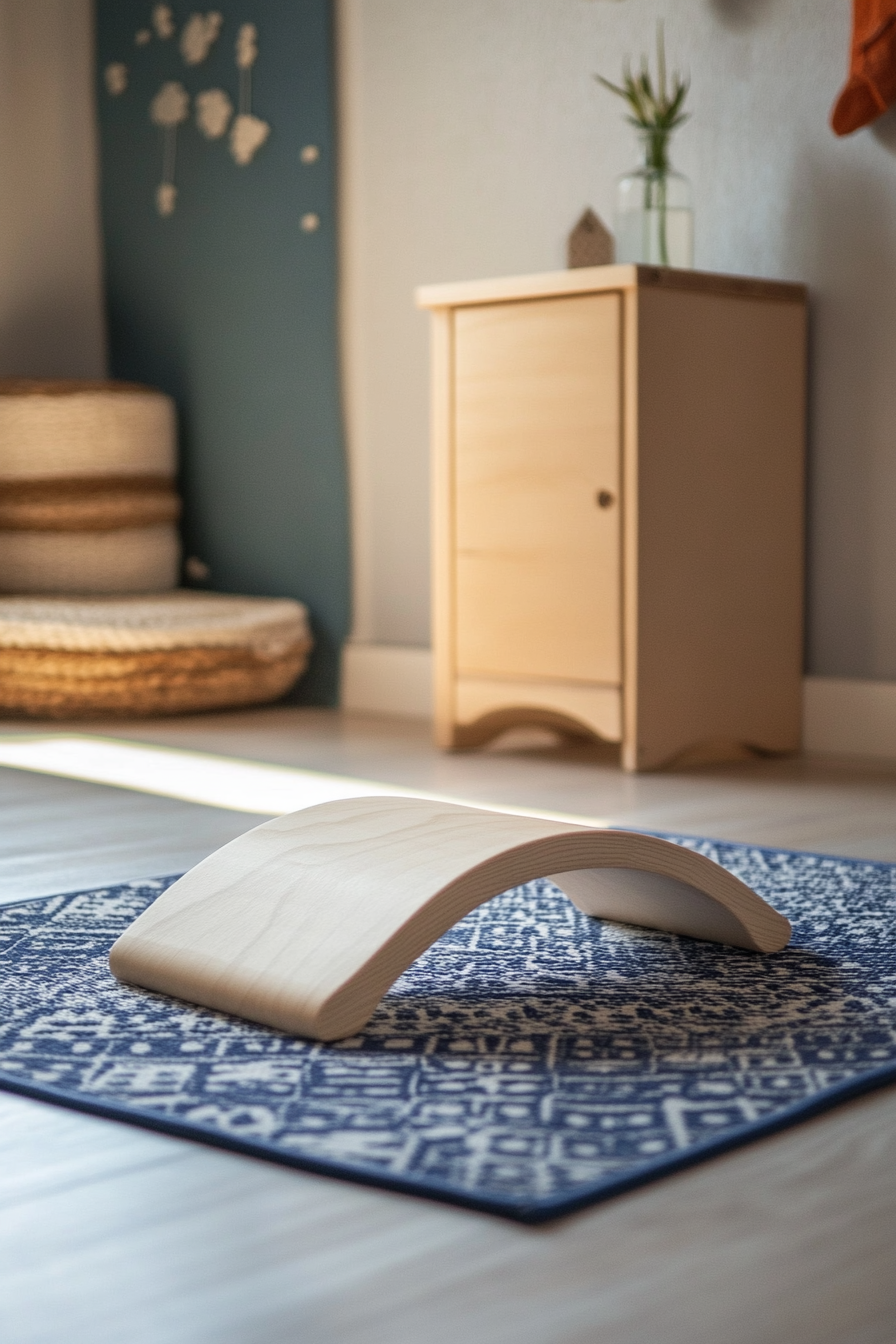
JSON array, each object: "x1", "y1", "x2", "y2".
[
  {"x1": 341, "y1": 643, "x2": 434, "y2": 719},
  {"x1": 341, "y1": 648, "x2": 896, "y2": 761}
]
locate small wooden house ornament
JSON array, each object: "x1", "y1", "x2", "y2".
[{"x1": 567, "y1": 208, "x2": 614, "y2": 269}]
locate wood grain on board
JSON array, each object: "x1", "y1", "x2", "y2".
[
  {"x1": 453, "y1": 293, "x2": 622, "y2": 685},
  {"x1": 110, "y1": 795, "x2": 790, "y2": 1040}
]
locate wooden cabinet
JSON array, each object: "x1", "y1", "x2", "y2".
[{"x1": 417, "y1": 265, "x2": 807, "y2": 771}]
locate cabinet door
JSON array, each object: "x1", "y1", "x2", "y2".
[{"x1": 453, "y1": 292, "x2": 622, "y2": 684}]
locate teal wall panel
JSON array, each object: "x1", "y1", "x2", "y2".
[{"x1": 96, "y1": 1, "x2": 349, "y2": 703}]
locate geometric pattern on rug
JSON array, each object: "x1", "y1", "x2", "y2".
[{"x1": 2, "y1": 836, "x2": 896, "y2": 1221}]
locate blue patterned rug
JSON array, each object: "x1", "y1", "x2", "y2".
[{"x1": 2, "y1": 835, "x2": 896, "y2": 1222}]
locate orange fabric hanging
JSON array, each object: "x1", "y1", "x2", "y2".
[{"x1": 832, "y1": 0, "x2": 896, "y2": 134}]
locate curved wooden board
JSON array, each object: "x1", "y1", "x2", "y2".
[{"x1": 109, "y1": 796, "x2": 791, "y2": 1041}]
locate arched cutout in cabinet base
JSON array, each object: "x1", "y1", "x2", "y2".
[{"x1": 448, "y1": 706, "x2": 613, "y2": 751}]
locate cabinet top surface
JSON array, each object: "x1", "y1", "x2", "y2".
[{"x1": 416, "y1": 264, "x2": 807, "y2": 311}]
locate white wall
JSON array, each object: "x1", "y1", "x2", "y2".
[
  {"x1": 2, "y1": 0, "x2": 893, "y2": 705},
  {"x1": 337, "y1": 0, "x2": 896, "y2": 682},
  {"x1": 0, "y1": 0, "x2": 106, "y2": 379}
]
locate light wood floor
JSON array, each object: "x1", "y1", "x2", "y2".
[{"x1": 2, "y1": 707, "x2": 896, "y2": 1344}]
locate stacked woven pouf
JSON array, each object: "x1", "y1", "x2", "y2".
[{"x1": 0, "y1": 380, "x2": 312, "y2": 717}]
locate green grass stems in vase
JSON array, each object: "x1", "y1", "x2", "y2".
[{"x1": 597, "y1": 23, "x2": 693, "y2": 268}]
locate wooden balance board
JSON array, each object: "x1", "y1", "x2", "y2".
[{"x1": 110, "y1": 796, "x2": 792, "y2": 1041}]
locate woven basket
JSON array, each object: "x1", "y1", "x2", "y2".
[
  {"x1": 0, "y1": 592, "x2": 312, "y2": 718},
  {"x1": 0, "y1": 380, "x2": 181, "y2": 594}
]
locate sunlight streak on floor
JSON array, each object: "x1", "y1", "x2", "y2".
[{"x1": 0, "y1": 734, "x2": 607, "y2": 827}]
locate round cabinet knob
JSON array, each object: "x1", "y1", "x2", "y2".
[{"x1": 596, "y1": 490, "x2": 615, "y2": 509}]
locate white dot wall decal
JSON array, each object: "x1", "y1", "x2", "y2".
[
  {"x1": 105, "y1": 63, "x2": 128, "y2": 96},
  {"x1": 106, "y1": 11, "x2": 282, "y2": 210},
  {"x1": 196, "y1": 88, "x2": 233, "y2": 139},
  {"x1": 236, "y1": 21, "x2": 257, "y2": 70},
  {"x1": 300, "y1": 144, "x2": 319, "y2": 163},
  {"x1": 152, "y1": 4, "x2": 175, "y2": 39},
  {"x1": 231, "y1": 113, "x2": 269, "y2": 166},
  {"x1": 300, "y1": 212, "x2": 320, "y2": 233},
  {"x1": 181, "y1": 12, "x2": 223, "y2": 66},
  {"x1": 150, "y1": 81, "x2": 189, "y2": 215},
  {"x1": 184, "y1": 556, "x2": 211, "y2": 582},
  {"x1": 230, "y1": 22, "x2": 270, "y2": 166},
  {"x1": 151, "y1": 80, "x2": 189, "y2": 126},
  {"x1": 156, "y1": 183, "x2": 177, "y2": 216}
]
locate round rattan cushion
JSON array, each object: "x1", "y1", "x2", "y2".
[
  {"x1": 0, "y1": 592, "x2": 312, "y2": 718},
  {"x1": 0, "y1": 380, "x2": 180, "y2": 594}
]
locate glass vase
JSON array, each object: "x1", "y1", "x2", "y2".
[{"x1": 614, "y1": 154, "x2": 693, "y2": 269}]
